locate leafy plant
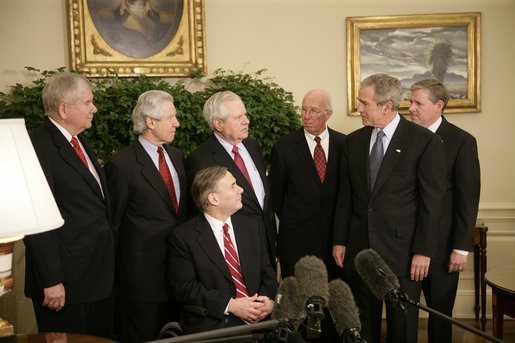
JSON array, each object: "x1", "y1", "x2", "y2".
[{"x1": 0, "y1": 67, "x2": 300, "y2": 164}]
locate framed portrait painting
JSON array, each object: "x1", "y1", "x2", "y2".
[
  {"x1": 347, "y1": 12, "x2": 480, "y2": 115},
  {"x1": 66, "y1": 0, "x2": 206, "y2": 77}
]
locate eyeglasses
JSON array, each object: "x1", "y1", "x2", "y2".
[{"x1": 301, "y1": 107, "x2": 326, "y2": 117}]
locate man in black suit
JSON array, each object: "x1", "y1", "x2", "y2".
[
  {"x1": 409, "y1": 79, "x2": 481, "y2": 343},
  {"x1": 269, "y1": 89, "x2": 345, "y2": 279},
  {"x1": 332, "y1": 74, "x2": 446, "y2": 343},
  {"x1": 24, "y1": 72, "x2": 114, "y2": 337},
  {"x1": 186, "y1": 91, "x2": 277, "y2": 269},
  {"x1": 168, "y1": 166, "x2": 278, "y2": 334},
  {"x1": 105, "y1": 90, "x2": 189, "y2": 342}
]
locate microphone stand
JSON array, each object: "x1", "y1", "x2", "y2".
[{"x1": 392, "y1": 291, "x2": 504, "y2": 343}]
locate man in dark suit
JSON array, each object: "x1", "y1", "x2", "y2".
[
  {"x1": 105, "y1": 90, "x2": 189, "y2": 342},
  {"x1": 332, "y1": 74, "x2": 446, "y2": 343},
  {"x1": 168, "y1": 166, "x2": 278, "y2": 334},
  {"x1": 409, "y1": 79, "x2": 481, "y2": 343},
  {"x1": 269, "y1": 89, "x2": 345, "y2": 279},
  {"x1": 186, "y1": 91, "x2": 277, "y2": 269},
  {"x1": 24, "y1": 72, "x2": 114, "y2": 337}
]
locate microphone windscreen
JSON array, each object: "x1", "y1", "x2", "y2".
[
  {"x1": 354, "y1": 248, "x2": 400, "y2": 301},
  {"x1": 294, "y1": 255, "x2": 329, "y2": 306},
  {"x1": 327, "y1": 279, "x2": 361, "y2": 335},
  {"x1": 271, "y1": 276, "x2": 304, "y2": 330}
]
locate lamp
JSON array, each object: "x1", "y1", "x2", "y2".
[{"x1": 0, "y1": 119, "x2": 64, "y2": 336}]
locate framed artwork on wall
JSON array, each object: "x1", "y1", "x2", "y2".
[
  {"x1": 347, "y1": 12, "x2": 480, "y2": 115},
  {"x1": 66, "y1": 0, "x2": 206, "y2": 77}
]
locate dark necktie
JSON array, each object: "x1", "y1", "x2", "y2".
[
  {"x1": 369, "y1": 130, "x2": 385, "y2": 190},
  {"x1": 313, "y1": 136, "x2": 327, "y2": 183},
  {"x1": 70, "y1": 137, "x2": 88, "y2": 168},
  {"x1": 223, "y1": 223, "x2": 249, "y2": 298},
  {"x1": 232, "y1": 145, "x2": 253, "y2": 189},
  {"x1": 157, "y1": 146, "x2": 178, "y2": 213}
]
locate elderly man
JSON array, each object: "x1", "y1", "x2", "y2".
[
  {"x1": 105, "y1": 90, "x2": 189, "y2": 342},
  {"x1": 24, "y1": 72, "x2": 114, "y2": 337},
  {"x1": 186, "y1": 91, "x2": 277, "y2": 269},
  {"x1": 409, "y1": 79, "x2": 481, "y2": 343},
  {"x1": 168, "y1": 166, "x2": 277, "y2": 333},
  {"x1": 332, "y1": 74, "x2": 446, "y2": 343}
]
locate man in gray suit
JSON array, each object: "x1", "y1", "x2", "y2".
[
  {"x1": 409, "y1": 79, "x2": 480, "y2": 343},
  {"x1": 332, "y1": 74, "x2": 446, "y2": 343}
]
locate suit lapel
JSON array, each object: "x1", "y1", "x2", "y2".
[
  {"x1": 232, "y1": 216, "x2": 251, "y2": 277},
  {"x1": 356, "y1": 127, "x2": 373, "y2": 196},
  {"x1": 164, "y1": 144, "x2": 187, "y2": 214},
  {"x1": 292, "y1": 129, "x2": 322, "y2": 184},
  {"x1": 196, "y1": 216, "x2": 233, "y2": 283}
]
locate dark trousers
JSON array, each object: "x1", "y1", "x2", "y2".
[
  {"x1": 422, "y1": 263, "x2": 460, "y2": 343},
  {"x1": 119, "y1": 298, "x2": 176, "y2": 343},
  {"x1": 344, "y1": 268, "x2": 422, "y2": 343},
  {"x1": 31, "y1": 293, "x2": 114, "y2": 338}
]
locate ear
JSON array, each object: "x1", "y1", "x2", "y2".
[
  {"x1": 212, "y1": 118, "x2": 224, "y2": 132},
  {"x1": 435, "y1": 100, "x2": 445, "y2": 112},
  {"x1": 384, "y1": 100, "x2": 394, "y2": 113},
  {"x1": 145, "y1": 116, "x2": 155, "y2": 130},
  {"x1": 57, "y1": 102, "x2": 67, "y2": 119},
  {"x1": 207, "y1": 192, "x2": 218, "y2": 207}
]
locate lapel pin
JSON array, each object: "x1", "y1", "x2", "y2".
[{"x1": 396, "y1": 149, "x2": 401, "y2": 153}]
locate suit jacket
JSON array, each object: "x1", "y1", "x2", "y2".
[
  {"x1": 105, "y1": 140, "x2": 189, "y2": 302},
  {"x1": 186, "y1": 134, "x2": 277, "y2": 265},
  {"x1": 333, "y1": 116, "x2": 446, "y2": 276},
  {"x1": 24, "y1": 117, "x2": 114, "y2": 303},
  {"x1": 269, "y1": 128, "x2": 346, "y2": 268},
  {"x1": 167, "y1": 214, "x2": 278, "y2": 334},
  {"x1": 432, "y1": 116, "x2": 480, "y2": 265}
]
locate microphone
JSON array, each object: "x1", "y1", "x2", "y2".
[
  {"x1": 272, "y1": 276, "x2": 305, "y2": 331},
  {"x1": 294, "y1": 255, "x2": 329, "y2": 340},
  {"x1": 327, "y1": 279, "x2": 366, "y2": 342},
  {"x1": 354, "y1": 249, "x2": 503, "y2": 343}
]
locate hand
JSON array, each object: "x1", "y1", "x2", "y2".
[
  {"x1": 43, "y1": 283, "x2": 66, "y2": 311},
  {"x1": 410, "y1": 254, "x2": 430, "y2": 282},
  {"x1": 255, "y1": 295, "x2": 274, "y2": 321},
  {"x1": 448, "y1": 251, "x2": 468, "y2": 273},
  {"x1": 228, "y1": 294, "x2": 265, "y2": 323},
  {"x1": 332, "y1": 245, "x2": 346, "y2": 268}
]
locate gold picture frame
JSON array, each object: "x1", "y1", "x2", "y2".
[
  {"x1": 347, "y1": 12, "x2": 480, "y2": 115},
  {"x1": 66, "y1": 0, "x2": 206, "y2": 77}
]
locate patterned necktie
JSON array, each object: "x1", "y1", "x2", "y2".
[
  {"x1": 223, "y1": 223, "x2": 249, "y2": 298},
  {"x1": 313, "y1": 136, "x2": 327, "y2": 183},
  {"x1": 157, "y1": 146, "x2": 178, "y2": 213},
  {"x1": 232, "y1": 145, "x2": 253, "y2": 189},
  {"x1": 70, "y1": 137, "x2": 88, "y2": 168},
  {"x1": 369, "y1": 130, "x2": 385, "y2": 190}
]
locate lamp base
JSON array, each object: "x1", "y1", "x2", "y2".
[{"x1": 0, "y1": 318, "x2": 13, "y2": 337}]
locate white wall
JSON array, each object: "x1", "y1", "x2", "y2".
[{"x1": 1, "y1": 0, "x2": 514, "y2": 331}]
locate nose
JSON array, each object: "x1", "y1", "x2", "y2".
[
  {"x1": 242, "y1": 114, "x2": 250, "y2": 125},
  {"x1": 408, "y1": 102, "x2": 416, "y2": 113},
  {"x1": 174, "y1": 117, "x2": 180, "y2": 127},
  {"x1": 237, "y1": 185, "x2": 244, "y2": 194},
  {"x1": 92, "y1": 103, "x2": 97, "y2": 113}
]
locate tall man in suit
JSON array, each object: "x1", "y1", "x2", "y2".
[
  {"x1": 168, "y1": 166, "x2": 278, "y2": 333},
  {"x1": 409, "y1": 79, "x2": 481, "y2": 343},
  {"x1": 186, "y1": 91, "x2": 277, "y2": 269},
  {"x1": 269, "y1": 89, "x2": 345, "y2": 279},
  {"x1": 105, "y1": 90, "x2": 189, "y2": 342},
  {"x1": 24, "y1": 72, "x2": 114, "y2": 337},
  {"x1": 332, "y1": 74, "x2": 446, "y2": 343}
]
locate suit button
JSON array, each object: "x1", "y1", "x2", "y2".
[
  {"x1": 224, "y1": 318, "x2": 229, "y2": 324},
  {"x1": 369, "y1": 208, "x2": 374, "y2": 212}
]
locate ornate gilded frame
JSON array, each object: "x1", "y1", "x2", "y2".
[
  {"x1": 66, "y1": 0, "x2": 206, "y2": 77},
  {"x1": 347, "y1": 12, "x2": 480, "y2": 115}
]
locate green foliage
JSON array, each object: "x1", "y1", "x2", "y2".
[{"x1": 0, "y1": 67, "x2": 300, "y2": 164}]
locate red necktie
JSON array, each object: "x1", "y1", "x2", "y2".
[
  {"x1": 314, "y1": 136, "x2": 326, "y2": 182},
  {"x1": 223, "y1": 223, "x2": 249, "y2": 298},
  {"x1": 232, "y1": 145, "x2": 253, "y2": 189},
  {"x1": 71, "y1": 137, "x2": 88, "y2": 168},
  {"x1": 157, "y1": 146, "x2": 178, "y2": 213}
]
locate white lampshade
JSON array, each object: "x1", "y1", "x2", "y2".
[{"x1": 0, "y1": 119, "x2": 64, "y2": 240}]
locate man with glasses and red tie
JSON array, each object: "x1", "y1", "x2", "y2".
[
  {"x1": 105, "y1": 90, "x2": 189, "y2": 342},
  {"x1": 168, "y1": 166, "x2": 277, "y2": 333},
  {"x1": 186, "y1": 91, "x2": 277, "y2": 271},
  {"x1": 24, "y1": 72, "x2": 114, "y2": 338}
]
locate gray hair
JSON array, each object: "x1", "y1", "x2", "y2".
[
  {"x1": 410, "y1": 79, "x2": 449, "y2": 110},
  {"x1": 42, "y1": 72, "x2": 92, "y2": 116},
  {"x1": 132, "y1": 90, "x2": 175, "y2": 134},
  {"x1": 191, "y1": 166, "x2": 228, "y2": 212},
  {"x1": 361, "y1": 74, "x2": 403, "y2": 110},
  {"x1": 202, "y1": 91, "x2": 243, "y2": 130}
]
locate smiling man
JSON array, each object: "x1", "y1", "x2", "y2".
[
  {"x1": 105, "y1": 90, "x2": 189, "y2": 342},
  {"x1": 186, "y1": 91, "x2": 277, "y2": 270},
  {"x1": 24, "y1": 72, "x2": 115, "y2": 337}
]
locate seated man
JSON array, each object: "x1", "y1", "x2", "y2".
[{"x1": 168, "y1": 166, "x2": 278, "y2": 333}]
